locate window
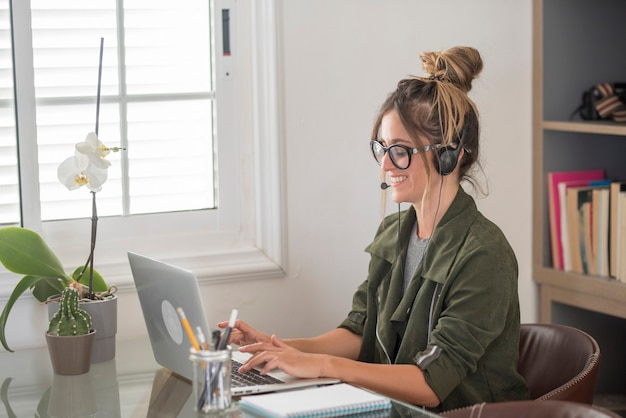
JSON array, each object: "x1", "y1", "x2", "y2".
[
  {"x1": 31, "y1": 0, "x2": 215, "y2": 221},
  {"x1": 0, "y1": 0, "x2": 284, "y2": 296}
]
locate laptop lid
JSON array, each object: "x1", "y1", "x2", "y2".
[{"x1": 128, "y1": 251, "x2": 339, "y2": 395}]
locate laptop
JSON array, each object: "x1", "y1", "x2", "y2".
[{"x1": 128, "y1": 251, "x2": 340, "y2": 395}]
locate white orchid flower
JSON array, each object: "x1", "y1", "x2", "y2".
[
  {"x1": 57, "y1": 150, "x2": 109, "y2": 192},
  {"x1": 75, "y1": 132, "x2": 112, "y2": 169}
]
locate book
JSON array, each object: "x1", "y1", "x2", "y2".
[
  {"x1": 580, "y1": 200, "x2": 593, "y2": 275},
  {"x1": 593, "y1": 187, "x2": 610, "y2": 277},
  {"x1": 238, "y1": 383, "x2": 392, "y2": 418},
  {"x1": 609, "y1": 180, "x2": 626, "y2": 277},
  {"x1": 559, "y1": 181, "x2": 597, "y2": 271},
  {"x1": 566, "y1": 185, "x2": 603, "y2": 274},
  {"x1": 547, "y1": 170, "x2": 605, "y2": 270},
  {"x1": 617, "y1": 192, "x2": 626, "y2": 282}
]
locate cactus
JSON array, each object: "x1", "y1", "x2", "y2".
[{"x1": 47, "y1": 286, "x2": 92, "y2": 336}]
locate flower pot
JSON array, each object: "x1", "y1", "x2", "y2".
[
  {"x1": 45, "y1": 330, "x2": 96, "y2": 375},
  {"x1": 48, "y1": 294, "x2": 118, "y2": 363}
]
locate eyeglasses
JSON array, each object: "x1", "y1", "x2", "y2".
[{"x1": 370, "y1": 140, "x2": 440, "y2": 170}]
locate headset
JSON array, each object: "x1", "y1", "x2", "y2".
[{"x1": 434, "y1": 124, "x2": 468, "y2": 176}]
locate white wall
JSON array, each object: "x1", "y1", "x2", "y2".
[
  {"x1": 271, "y1": 0, "x2": 535, "y2": 336},
  {"x1": 2, "y1": 0, "x2": 535, "y2": 350},
  {"x1": 192, "y1": 0, "x2": 535, "y2": 338}
]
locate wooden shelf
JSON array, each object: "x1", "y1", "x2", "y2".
[
  {"x1": 533, "y1": 266, "x2": 626, "y2": 321},
  {"x1": 543, "y1": 120, "x2": 626, "y2": 136}
]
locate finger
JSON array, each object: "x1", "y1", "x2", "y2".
[
  {"x1": 238, "y1": 351, "x2": 267, "y2": 373},
  {"x1": 270, "y1": 334, "x2": 289, "y2": 348},
  {"x1": 217, "y1": 318, "x2": 248, "y2": 331},
  {"x1": 229, "y1": 329, "x2": 245, "y2": 344},
  {"x1": 232, "y1": 319, "x2": 250, "y2": 331},
  {"x1": 239, "y1": 341, "x2": 274, "y2": 353},
  {"x1": 260, "y1": 357, "x2": 280, "y2": 375}
]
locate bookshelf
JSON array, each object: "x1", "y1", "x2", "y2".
[{"x1": 532, "y1": 0, "x2": 626, "y2": 408}]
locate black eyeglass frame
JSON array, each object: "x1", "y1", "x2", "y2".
[{"x1": 370, "y1": 140, "x2": 440, "y2": 170}]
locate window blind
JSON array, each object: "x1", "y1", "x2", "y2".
[{"x1": 26, "y1": 0, "x2": 215, "y2": 221}]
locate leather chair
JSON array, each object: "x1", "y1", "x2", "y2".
[
  {"x1": 518, "y1": 323, "x2": 600, "y2": 404},
  {"x1": 441, "y1": 400, "x2": 621, "y2": 418}
]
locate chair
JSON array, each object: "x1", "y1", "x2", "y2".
[
  {"x1": 441, "y1": 400, "x2": 621, "y2": 418},
  {"x1": 518, "y1": 323, "x2": 600, "y2": 404}
]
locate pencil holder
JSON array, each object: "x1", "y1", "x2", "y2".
[{"x1": 189, "y1": 347, "x2": 232, "y2": 413}]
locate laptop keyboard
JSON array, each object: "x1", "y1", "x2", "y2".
[{"x1": 231, "y1": 359, "x2": 284, "y2": 387}]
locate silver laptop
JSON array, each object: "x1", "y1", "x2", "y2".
[{"x1": 128, "y1": 251, "x2": 339, "y2": 395}]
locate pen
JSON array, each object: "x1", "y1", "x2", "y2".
[
  {"x1": 211, "y1": 329, "x2": 221, "y2": 351},
  {"x1": 195, "y1": 326, "x2": 212, "y2": 410},
  {"x1": 218, "y1": 308, "x2": 238, "y2": 351},
  {"x1": 206, "y1": 308, "x2": 238, "y2": 406},
  {"x1": 196, "y1": 326, "x2": 210, "y2": 350},
  {"x1": 176, "y1": 307, "x2": 201, "y2": 351}
]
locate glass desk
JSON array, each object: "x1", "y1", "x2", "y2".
[{"x1": 0, "y1": 338, "x2": 441, "y2": 417}]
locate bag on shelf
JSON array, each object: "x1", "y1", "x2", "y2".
[{"x1": 572, "y1": 82, "x2": 626, "y2": 122}]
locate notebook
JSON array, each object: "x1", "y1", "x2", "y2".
[
  {"x1": 128, "y1": 251, "x2": 340, "y2": 395},
  {"x1": 238, "y1": 383, "x2": 392, "y2": 417}
]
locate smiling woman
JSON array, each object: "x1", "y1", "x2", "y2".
[{"x1": 215, "y1": 46, "x2": 528, "y2": 412}]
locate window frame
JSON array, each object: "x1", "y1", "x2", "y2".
[{"x1": 0, "y1": 0, "x2": 285, "y2": 298}]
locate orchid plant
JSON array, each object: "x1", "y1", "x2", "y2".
[
  {"x1": 0, "y1": 132, "x2": 123, "y2": 352},
  {"x1": 57, "y1": 132, "x2": 124, "y2": 298}
]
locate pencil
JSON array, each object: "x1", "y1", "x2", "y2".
[{"x1": 176, "y1": 307, "x2": 201, "y2": 351}]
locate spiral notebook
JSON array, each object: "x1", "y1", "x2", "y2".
[{"x1": 238, "y1": 383, "x2": 392, "y2": 417}]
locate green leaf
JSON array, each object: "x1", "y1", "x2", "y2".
[
  {"x1": 1, "y1": 378, "x2": 17, "y2": 418},
  {"x1": 73, "y1": 266, "x2": 107, "y2": 292},
  {"x1": 0, "y1": 228, "x2": 70, "y2": 281},
  {"x1": 0, "y1": 275, "x2": 43, "y2": 352},
  {"x1": 31, "y1": 277, "x2": 66, "y2": 303}
]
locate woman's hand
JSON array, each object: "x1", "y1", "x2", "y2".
[
  {"x1": 217, "y1": 319, "x2": 271, "y2": 346},
  {"x1": 238, "y1": 335, "x2": 330, "y2": 379}
]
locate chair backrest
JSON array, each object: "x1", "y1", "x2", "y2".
[
  {"x1": 518, "y1": 323, "x2": 600, "y2": 404},
  {"x1": 441, "y1": 400, "x2": 621, "y2": 418}
]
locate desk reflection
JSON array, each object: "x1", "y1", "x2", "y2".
[
  {"x1": 43, "y1": 373, "x2": 96, "y2": 417},
  {"x1": 0, "y1": 339, "x2": 440, "y2": 417},
  {"x1": 147, "y1": 368, "x2": 192, "y2": 417},
  {"x1": 146, "y1": 369, "x2": 440, "y2": 418},
  {"x1": 35, "y1": 361, "x2": 119, "y2": 418}
]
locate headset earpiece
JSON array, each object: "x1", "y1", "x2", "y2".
[{"x1": 434, "y1": 125, "x2": 467, "y2": 176}]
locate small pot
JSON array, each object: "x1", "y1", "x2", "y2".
[
  {"x1": 48, "y1": 294, "x2": 117, "y2": 363},
  {"x1": 45, "y1": 330, "x2": 96, "y2": 376}
]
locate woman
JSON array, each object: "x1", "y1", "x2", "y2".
[{"x1": 219, "y1": 46, "x2": 529, "y2": 412}]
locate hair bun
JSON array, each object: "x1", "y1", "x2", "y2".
[{"x1": 420, "y1": 46, "x2": 483, "y2": 93}]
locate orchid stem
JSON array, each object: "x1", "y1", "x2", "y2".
[
  {"x1": 95, "y1": 37, "x2": 103, "y2": 136},
  {"x1": 87, "y1": 37, "x2": 104, "y2": 300},
  {"x1": 74, "y1": 39, "x2": 105, "y2": 299},
  {"x1": 88, "y1": 191, "x2": 98, "y2": 299}
]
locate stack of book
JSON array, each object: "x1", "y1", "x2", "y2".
[{"x1": 547, "y1": 169, "x2": 626, "y2": 281}]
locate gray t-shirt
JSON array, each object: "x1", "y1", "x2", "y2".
[{"x1": 403, "y1": 221, "x2": 430, "y2": 294}]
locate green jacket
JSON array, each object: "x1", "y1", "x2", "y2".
[{"x1": 339, "y1": 188, "x2": 529, "y2": 412}]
